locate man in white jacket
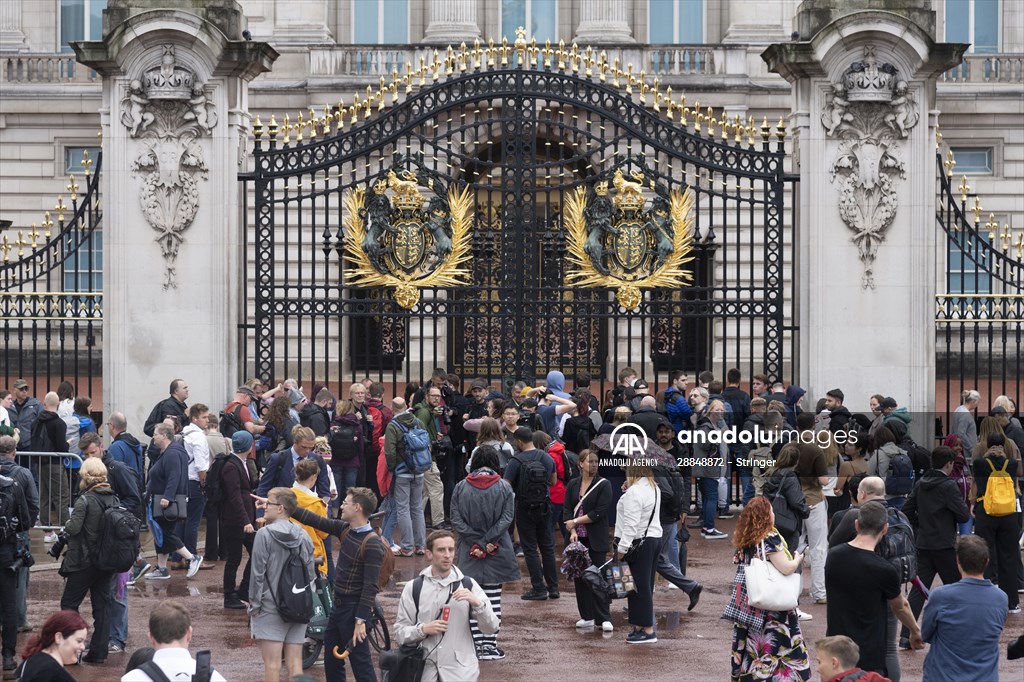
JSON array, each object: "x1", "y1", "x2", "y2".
[{"x1": 394, "y1": 530, "x2": 498, "y2": 681}]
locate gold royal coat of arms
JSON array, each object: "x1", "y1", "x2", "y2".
[
  {"x1": 564, "y1": 168, "x2": 695, "y2": 309},
  {"x1": 342, "y1": 167, "x2": 473, "y2": 309}
]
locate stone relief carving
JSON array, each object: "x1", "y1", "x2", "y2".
[
  {"x1": 119, "y1": 46, "x2": 217, "y2": 289},
  {"x1": 821, "y1": 45, "x2": 919, "y2": 289}
]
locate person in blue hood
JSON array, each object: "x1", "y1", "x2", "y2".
[
  {"x1": 545, "y1": 371, "x2": 571, "y2": 400},
  {"x1": 784, "y1": 385, "x2": 806, "y2": 428}
]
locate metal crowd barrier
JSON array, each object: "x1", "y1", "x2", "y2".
[{"x1": 16, "y1": 451, "x2": 84, "y2": 530}]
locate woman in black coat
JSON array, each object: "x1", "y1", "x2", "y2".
[
  {"x1": 563, "y1": 449, "x2": 613, "y2": 631},
  {"x1": 761, "y1": 444, "x2": 809, "y2": 551}
]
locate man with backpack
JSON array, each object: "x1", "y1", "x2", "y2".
[
  {"x1": 901, "y1": 446, "x2": 971, "y2": 646},
  {"x1": 413, "y1": 386, "x2": 450, "y2": 530},
  {"x1": 971, "y1": 431, "x2": 1022, "y2": 614},
  {"x1": 248, "y1": 486, "x2": 315, "y2": 682},
  {"x1": 120, "y1": 599, "x2": 226, "y2": 681},
  {"x1": 299, "y1": 389, "x2": 334, "y2": 437},
  {"x1": 504, "y1": 427, "x2": 558, "y2": 601},
  {"x1": 385, "y1": 398, "x2": 430, "y2": 557},
  {"x1": 0, "y1": 436, "x2": 33, "y2": 676},
  {"x1": 255, "y1": 427, "x2": 331, "y2": 522},
  {"x1": 107, "y1": 412, "x2": 145, "y2": 481},
  {"x1": 868, "y1": 426, "x2": 915, "y2": 511},
  {"x1": 393, "y1": 530, "x2": 498, "y2": 682},
  {"x1": 221, "y1": 387, "x2": 265, "y2": 481}
]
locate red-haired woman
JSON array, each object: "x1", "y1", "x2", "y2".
[
  {"x1": 723, "y1": 496, "x2": 810, "y2": 681},
  {"x1": 14, "y1": 610, "x2": 88, "y2": 681}
]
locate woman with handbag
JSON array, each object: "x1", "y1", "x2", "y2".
[
  {"x1": 563, "y1": 449, "x2": 613, "y2": 631},
  {"x1": 614, "y1": 461, "x2": 661, "y2": 644},
  {"x1": 724, "y1": 496, "x2": 810, "y2": 681},
  {"x1": 761, "y1": 444, "x2": 809, "y2": 551}
]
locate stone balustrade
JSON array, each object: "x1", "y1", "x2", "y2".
[
  {"x1": 941, "y1": 53, "x2": 1024, "y2": 83},
  {"x1": 0, "y1": 53, "x2": 98, "y2": 84}
]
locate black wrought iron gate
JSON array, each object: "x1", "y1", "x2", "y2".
[{"x1": 242, "y1": 46, "x2": 793, "y2": 397}]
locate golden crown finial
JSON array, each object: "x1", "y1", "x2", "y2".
[
  {"x1": 67, "y1": 175, "x2": 79, "y2": 202},
  {"x1": 282, "y1": 114, "x2": 290, "y2": 144},
  {"x1": 42, "y1": 211, "x2": 53, "y2": 238},
  {"x1": 296, "y1": 111, "x2": 304, "y2": 142},
  {"x1": 985, "y1": 212, "x2": 996, "y2": 240},
  {"x1": 55, "y1": 195, "x2": 67, "y2": 222},
  {"x1": 971, "y1": 197, "x2": 982, "y2": 224},
  {"x1": 27, "y1": 223, "x2": 40, "y2": 247},
  {"x1": 1015, "y1": 232, "x2": 1024, "y2": 260},
  {"x1": 944, "y1": 149, "x2": 956, "y2": 177},
  {"x1": 1000, "y1": 223, "x2": 1012, "y2": 252},
  {"x1": 958, "y1": 175, "x2": 970, "y2": 203},
  {"x1": 0, "y1": 234, "x2": 11, "y2": 262},
  {"x1": 253, "y1": 114, "x2": 263, "y2": 139}
]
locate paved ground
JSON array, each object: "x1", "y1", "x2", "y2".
[{"x1": 18, "y1": 520, "x2": 1024, "y2": 681}]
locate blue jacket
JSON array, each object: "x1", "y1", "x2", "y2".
[
  {"x1": 254, "y1": 448, "x2": 331, "y2": 518},
  {"x1": 146, "y1": 440, "x2": 189, "y2": 501},
  {"x1": 108, "y1": 433, "x2": 145, "y2": 479},
  {"x1": 921, "y1": 577, "x2": 1007, "y2": 681},
  {"x1": 662, "y1": 387, "x2": 691, "y2": 433}
]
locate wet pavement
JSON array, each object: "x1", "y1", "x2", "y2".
[{"x1": 18, "y1": 521, "x2": 1024, "y2": 681}]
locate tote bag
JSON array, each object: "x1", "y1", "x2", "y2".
[{"x1": 744, "y1": 540, "x2": 801, "y2": 611}]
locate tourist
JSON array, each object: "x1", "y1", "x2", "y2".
[
  {"x1": 921, "y1": 535, "x2": 1007, "y2": 681},
  {"x1": 8, "y1": 379, "x2": 42, "y2": 452},
  {"x1": 413, "y1": 385, "x2": 450, "y2": 529},
  {"x1": 330, "y1": 399, "x2": 366, "y2": 503},
  {"x1": 249, "y1": 487, "x2": 314, "y2": 682},
  {"x1": 833, "y1": 430, "x2": 869, "y2": 513},
  {"x1": 690, "y1": 395, "x2": 729, "y2": 539},
  {"x1": 661, "y1": 370, "x2": 692, "y2": 433},
  {"x1": 825, "y1": 500, "x2": 923, "y2": 679},
  {"x1": 348, "y1": 383, "x2": 375, "y2": 491},
  {"x1": 291, "y1": 457, "x2": 329, "y2": 575},
  {"x1": 219, "y1": 431, "x2": 256, "y2": 609},
  {"x1": 255, "y1": 426, "x2": 331, "y2": 512},
  {"x1": 762, "y1": 443, "x2": 809, "y2": 554},
  {"x1": 0, "y1": 441, "x2": 32, "y2": 675},
  {"x1": 564, "y1": 449, "x2": 613, "y2": 631},
  {"x1": 142, "y1": 379, "x2": 189, "y2": 463},
  {"x1": 32, "y1": 392, "x2": 70, "y2": 536},
  {"x1": 724, "y1": 497, "x2": 809, "y2": 680},
  {"x1": 15, "y1": 610, "x2": 88, "y2": 681},
  {"x1": 146, "y1": 423, "x2": 203, "y2": 580},
  {"x1": 120, "y1": 600, "x2": 226, "y2": 681},
  {"x1": 181, "y1": 403, "x2": 210, "y2": 561},
  {"x1": 450, "y1": 446, "x2": 518, "y2": 660},
  {"x1": 384, "y1": 398, "x2": 428, "y2": 556},
  {"x1": 223, "y1": 386, "x2": 265, "y2": 480},
  {"x1": 394, "y1": 530, "x2": 498, "y2": 681},
  {"x1": 201, "y1": 413, "x2": 231, "y2": 570},
  {"x1": 505, "y1": 427, "x2": 558, "y2": 600},
  {"x1": 107, "y1": 411, "x2": 145, "y2": 481},
  {"x1": 814, "y1": 635, "x2": 889, "y2": 682},
  {"x1": 865, "y1": 426, "x2": 907, "y2": 509},
  {"x1": 262, "y1": 395, "x2": 297, "y2": 454},
  {"x1": 466, "y1": 417, "x2": 514, "y2": 473},
  {"x1": 952, "y1": 389, "x2": 980, "y2": 452},
  {"x1": 971, "y1": 431, "x2": 1022, "y2": 613},
  {"x1": 940, "y1": 433, "x2": 973, "y2": 535},
  {"x1": 616, "y1": 460, "x2": 662, "y2": 644},
  {"x1": 793, "y1": 412, "x2": 829, "y2": 605},
  {"x1": 299, "y1": 388, "x2": 333, "y2": 437}
]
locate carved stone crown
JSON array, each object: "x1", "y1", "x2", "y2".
[
  {"x1": 840, "y1": 45, "x2": 898, "y2": 103},
  {"x1": 144, "y1": 46, "x2": 195, "y2": 100}
]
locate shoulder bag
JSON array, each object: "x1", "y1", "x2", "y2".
[
  {"x1": 621, "y1": 486, "x2": 659, "y2": 564},
  {"x1": 744, "y1": 539, "x2": 801, "y2": 611}
]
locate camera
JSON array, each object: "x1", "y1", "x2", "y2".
[
  {"x1": 47, "y1": 530, "x2": 69, "y2": 560},
  {"x1": 434, "y1": 405, "x2": 452, "y2": 426},
  {"x1": 517, "y1": 410, "x2": 539, "y2": 430}
]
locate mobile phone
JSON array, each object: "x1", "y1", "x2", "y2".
[
  {"x1": 795, "y1": 543, "x2": 808, "y2": 555},
  {"x1": 441, "y1": 606, "x2": 451, "y2": 622}
]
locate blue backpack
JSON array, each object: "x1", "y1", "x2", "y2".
[{"x1": 394, "y1": 420, "x2": 432, "y2": 475}]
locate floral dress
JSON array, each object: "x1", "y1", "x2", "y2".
[{"x1": 723, "y1": 531, "x2": 810, "y2": 681}]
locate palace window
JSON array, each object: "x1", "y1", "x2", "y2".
[
  {"x1": 949, "y1": 147, "x2": 994, "y2": 174},
  {"x1": 59, "y1": 0, "x2": 106, "y2": 52},
  {"x1": 352, "y1": 0, "x2": 409, "y2": 43},
  {"x1": 65, "y1": 232, "x2": 102, "y2": 293},
  {"x1": 648, "y1": 0, "x2": 705, "y2": 43},
  {"x1": 501, "y1": 0, "x2": 557, "y2": 43},
  {"x1": 945, "y1": 0, "x2": 999, "y2": 53},
  {"x1": 64, "y1": 146, "x2": 101, "y2": 175}
]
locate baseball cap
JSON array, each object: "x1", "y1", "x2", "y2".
[
  {"x1": 12, "y1": 379, "x2": 28, "y2": 390},
  {"x1": 634, "y1": 379, "x2": 650, "y2": 390},
  {"x1": 520, "y1": 386, "x2": 533, "y2": 398},
  {"x1": 879, "y1": 397, "x2": 898, "y2": 410},
  {"x1": 236, "y1": 386, "x2": 257, "y2": 399},
  {"x1": 471, "y1": 379, "x2": 487, "y2": 390},
  {"x1": 231, "y1": 431, "x2": 254, "y2": 453},
  {"x1": 990, "y1": 405, "x2": 1008, "y2": 416}
]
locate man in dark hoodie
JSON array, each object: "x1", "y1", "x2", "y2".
[
  {"x1": 901, "y1": 445, "x2": 971, "y2": 646},
  {"x1": 107, "y1": 411, "x2": 145, "y2": 480},
  {"x1": 823, "y1": 389, "x2": 854, "y2": 433},
  {"x1": 32, "y1": 392, "x2": 69, "y2": 533},
  {"x1": 629, "y1": 396, "x2": 671, "y2": 440},
  {"x1": 299, "y1": 388, "x2": 333, "y2": 437},
  {"x1": 143, "y1": 379, "x2": 190, "y2": 463},
  {"x1": 721, "y1": 369, "x2": 751, "y2": 427},
  {"x1": 783, "y1": 385, "x2": 806, "y2": 428}
]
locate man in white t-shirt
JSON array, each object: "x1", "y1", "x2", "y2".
[{"x1": 121, "y1": 600, "x2": 226, "y2": 682}]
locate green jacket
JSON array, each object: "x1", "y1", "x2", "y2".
[
  {"x1": 384, "y1": 411, "x2": 426, "y2": 472},
  {"x1": 413, "y1": 401, "x2": 440, "y2": 442}
]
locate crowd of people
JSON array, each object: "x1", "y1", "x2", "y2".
[{"x1": 1, "y1": 372, "x2": 1023, "y2": 681}]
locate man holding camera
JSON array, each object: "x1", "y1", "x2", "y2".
[
  {"x1": 0, "y1": 435, "x2": 34, "y2": 674},
  {"x1": 414, "y1": 387, "x2": 451, "y2": 530}
]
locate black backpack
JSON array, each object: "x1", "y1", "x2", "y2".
[
  {"x1": 328, "y1": 421, "x2": 361, "y2": 464},
  {"x1": 653, "y1": 464, "x2": 687, "y2": 523},
  {"x1": 884, "y1": 449, "x2": 915, "y2": 496},
  {"x1": 90, "y1": 496, "x2": 142, "y2": 573},
  {"x1": 219, "y1": 405, "x2": 246, "y2": 438},
  {"x1": 513, "y1": 451, "x2": 550, "y2": 512},
  {"x1": 877, "y1": 507, "x2": 917, "y2": 584},
  {"x1": 0, "y1": 476, "x2": 22, "y2": 545},
  {"x1": 562, "y1": 415, "x2": 596, "y2": 453},
  {"x1": 275, "y1": 545, "x2": 315, "y2": 623},
  {"x1": 138, "y1": 650, "x2": 213, "y2": 682},
  {"x1": 205, "y1": 454, "x2": 242, "y2": 505},
  {"x1": 559, "y1": 449, "x2": 581, "y2": 484}
]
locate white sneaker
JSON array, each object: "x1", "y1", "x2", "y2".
[
  {"x1": 43, "y1": 532, "x2": 57, "y2": 543},
  {"x1": 186, "y1": 555, "x2": 203, "y2": 579},
  {"x1": 575, "y1": 619, "x2": 595, "y2": 628},
  {"x1": 390, "y1": 544, "x2": 401, "y2": 553},
  {"x1": 666, "y1": 583, "x2": 680, "y2": 590},
  {"x1": 602, "y1": 621, "x2": 614, "y2": 632},
  {"x1": 797, "y1": 609, "x2": 813, "y2": 621}
]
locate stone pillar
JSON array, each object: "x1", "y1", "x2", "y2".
[
  {"x1": 0, "y1": 0, "x2": 29, "y2": 52},
  {"x1": 73, "y1": 1, "x2": 277, "y2": 429},
  {"x1": 762, "y1": 2, "x2": 964, "y2": 436},
  {"x1": 272, "y1": 0, "x2": 333, "y2": 44},
  {"x1": 723, "y1": 0, "x2": 792, "y2": 44},
  {"x1": 575, "y1": 0, "x2": 633, "y2": 44},
  {"x1": 424, "y1": 0, "x2": 480, "y2": 45}
]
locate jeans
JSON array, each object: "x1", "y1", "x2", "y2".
[
  {"x1": 379, "y1": 495, "x2": 397, "y2": 546},
  {"x1": 0, "y1": 549, "x2": 16, "y2": 657},
  {"x1": 60, "y1": 565, "x2": 113, "y2": 660},
  {"x1": 40, "y1": 461, "x2": 70, "y2": 527},
  {"x1": 801, "y1": 500, "x2": 828, "y2": 600},
  {"x1": 736, "y1": 465, "x2": 754, "y2": 505},
  {"x1": 326, "y1": 595, "x2": 377, "y2": 682},
  {"x1": 184, "y1": 479, "x2": 206, "y2": 556},
  {"x1": 665, "y1": 525, "x2": 682, "y2": 572},
  {"x1": 656, "y1": 523, "x2": 699, "y2": 593},
  {"x1": 393, "y1": 474, "x2": 426, "y2": 552},
  {"x1": 517, "y1": 508, "x2": 558, "y2": 592},
  {"x1": 335, "y1": 466, "x2": 359, "y2": 503},
  {"x1": 699, "y1": 477, "x2": 718, "y2": 530},
  {"x1": 957, "y1": 517, "x2": 974, "y2": 536},
  {"x1": 574, "y1": 545, "x2": 610, "y2": 624},
  {"x1": 625, "y1": 537, "x2": 659, "y2": 628},
  {"x1": 108, "y1": 572, "x2": 128, "y2": 648},
  {"x1": 884, "y1": 609, "x2": 900, "y2": 681},
  {"x1": 887, "y1": 496, "x2": 906, "y2": 511},
  {"x1": 221, "y1": 524, "x2": 253, "y2": 598}
]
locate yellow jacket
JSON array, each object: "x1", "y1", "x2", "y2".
[{"x1": 293, "y1": 485, "x2": 329, "y2": 575}]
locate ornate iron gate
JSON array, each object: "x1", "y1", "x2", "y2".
[{"x1": 243, "y1": 41, "x2": 793, "y2": 396}]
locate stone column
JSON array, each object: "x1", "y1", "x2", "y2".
[
  {"x1": 722, "y1": 0, "x2": 792, "y2": 44},
  {"x1": 272, "y1": 0, "x2": 333, "y2": 44},
  {"x1": 0, "y1": 0, "x2": 29, "y2": 52},
  {"x1": 424, "y1": 0, "x2": 480, "y2": 45},
  {"x1": 762, "y1": 3, "x2": 964, "y2": 438},
  {"x1": 73, "y1": 1, "x2": 277, "y2": 429},
  {"x1": 575, "y1": 0, "x2": 633, "y2": 44}
]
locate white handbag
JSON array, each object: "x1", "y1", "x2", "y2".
[{"x1": 744, "y1": 540, "x2": 802, "y2": 611}]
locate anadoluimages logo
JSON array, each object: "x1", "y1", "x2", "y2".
[{"x1": 610, "y1": 422, "x2": 649, "y2": 459}]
